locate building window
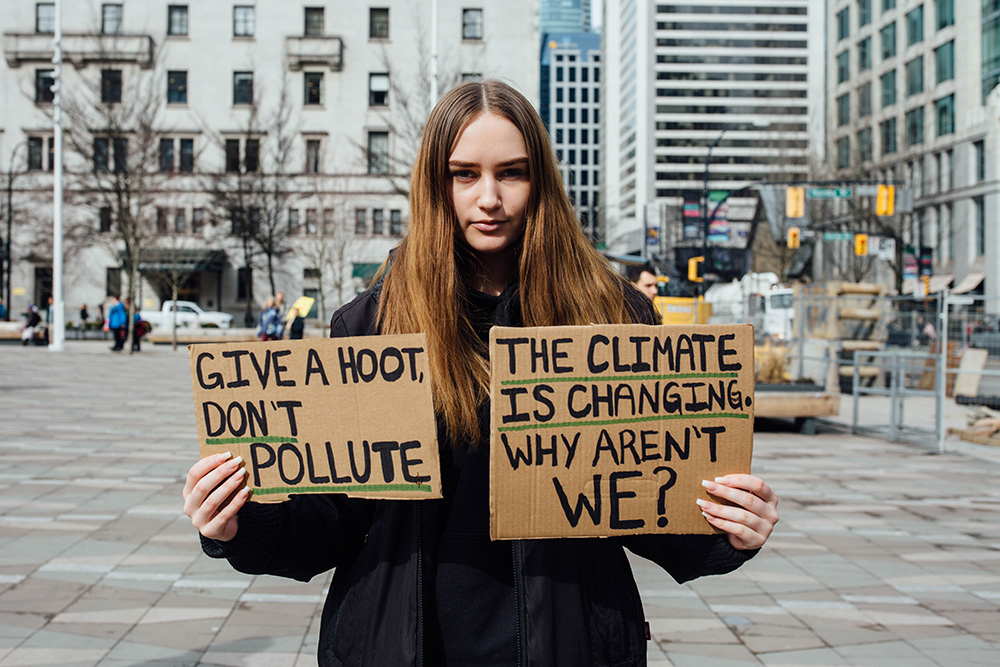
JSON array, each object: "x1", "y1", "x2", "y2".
[
  {"x1": 233, "y1": 6, "x2": 255, "y2": 37},
  {"x1": 233, "y1": 72, "x2": 253, "y2": 105},
  {"x1": 159, "y1": 138, "x2": 175, "y2": 172},
  {"x1": 27, "y1": 137, "x2": 44, "y2": 171},
  {"x1": 935, "y1": 94, "x2": 954, "y2": 136},
  {"x1": 369, "y1": 73, "x2": 389, "y2": 106},
  {"x1": 367, "y1": 131, "x2": 389, "y2": 174},
  {"x1": 167, "y1": 70, "x2": 187, "y2": 104},
  {"x1": 883, "y1": 0, "x2": 896, "y2": 10},
  {"x1": 935, "y1": 41, "x2": 954, "y2": 83},
  {"x1": 370, "y1": 7, "x2": 389, "y2": 38},
  {"x1": 837, "y1": 93, "x2": 850, "y2": 126},
  {"x1": 937, "y1": 0, "x2": 954, "y2": 29},
  {"x1": 102, "y1": 4, "x2": 123, "y2": 35},
  {"x1": 174, "y1": 209, "x2": 187, "y2": 234},
  {"x1": 905, "y1": 56, "x2": 924, "y2": 96},
  {"x1": 881, "y1": 22, "x2": 896, "y2": 59},
  {"x1": 371, "y1": 209, "x2": 384, "y2": 235},
  {"x1": 881, "y1": 118, "x2": 897, "y2": 155},
  {"x1": 837, "y1": 51, "x2": 849, "y2": 83},
  {"x1": 462, "y1": 8, "x2": 483, "y2": 40},
  {"x1": 94, "y1": 137, "x2": 109, "y2": 172},
  {"x1": 305, "y1": 139, "x2": 321, "y2": 173},
  {"x1": 355, "y1": 208, "x2": 367, "y2": 234},
  {"x1": 179, "y1": 138, "x2": 194, "y2": 172},
  {"x1": 858, "y1": 128, "x2": 873, "y2": 162},
  {"x1": 837, "y1": 8, "x2": 849, "y2": 40},
  {"x1": 304, "y1": 72, "x2": 323, "y2": 105},
  {"x1": 225, "y1": 138, "x2": 259, "y2": 173},
  {"x1": 168, "y1": 5, "x2": 188, "y2": 35},
  {"x1": 390, "y1": 209, "x2": 402, "y2": 236},
  {"x1": 836, "y1": 137, "x2": 851, "y2": 169},
  {"x1": 101, "y1": 69, "x2": 122, "y2": 104},
  {"x1": 881, "y1": 70, "x2": 896, "y2": 106},
  {"x1": 288, "y1": 209, "x2": 300, "y2": 235},
  {"x1": 905, "y1": 106, "x2": 924, "y2": 146},
  {"x1": 192, "y1": 208, "x2": 205, "y2": 234},
  {"x1": 858, "y1": 37, "x2": 871, "y2": 72},
  {"x1": 156, "y1": 207, "x2": 169, "y2": 234},
  {"x1": 304, "y1": 7, "x2": 325, "y2": 36},
  {"x1": 36, "y1": 3, "x2": 55, "y2": 33},
  {"x1": 461, "y1": 72, "x2": 482, "y2": 81},
  {"x1": 113, "y1": 138, "x2": 128, "y2": 173},
  {"x1": 858, "y1": 82, "x2": 872, "y2": 117},
  {"x1": 322, "y1": 209, "x2": 335, "y2": 234},
  {"x1": 975, "y1": 197, "x2": 985, "y2": 256},
  {"x1": 975, "y1": 140, "x2": 986, "y2": 181},
  {"x1": 34, "y1": 69, "x2": 54, "y2": 103},
  {"x1": 107, "y1": 267, "x2": 121, "y2": 297},
  {"x1": 99, "y1": 206, "x2": 112, "y2": 232},
  {"x1": 305, "y1": 209, "x2": 318, "y2": 234},
  {"x1": 858, "y1": 0, "x2": 871, "y2": 26},
  {"x1": 907, "y1": 6, "x2": 924, "y2": 46}
]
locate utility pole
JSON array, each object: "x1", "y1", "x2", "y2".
[
  {"x1": 3, "y1": 145, "x2": 23, "y2": 321},
  {"x1": 49, "y1": 0, "x2": 65, "y2": 350}
]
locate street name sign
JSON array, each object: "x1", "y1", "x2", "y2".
[{"x1": 808, "y1": 188, "x2": 851, "y2": 199}]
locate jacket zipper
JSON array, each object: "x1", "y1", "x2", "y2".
[
  {"x1": 511, "y1": 541, "x2": 524, "y2": 667},
  {"x1": 416, "y1": 503, "x2": 425, "y2": 667}
]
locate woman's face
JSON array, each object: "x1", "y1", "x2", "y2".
[{"x1": 449, "y1": 112, "x2": 530, "y2": 262}]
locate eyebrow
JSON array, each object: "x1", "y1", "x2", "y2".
[{"x1": 448, "y1": 157, "x2": 528, "y2": 168}]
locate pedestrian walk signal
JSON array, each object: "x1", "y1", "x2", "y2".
[
  {"x1": 876, "y1": 185, "x2": 895, "y2": 216},
  {"x1": 854, "y1": 233, "x2": 869, "y2": 256},
  {"x1": 786, "y1": 226, "x2": 801, "y2": 249},
  {"x1": 785, "y1": 186, "x2": 805, "y2": 218},
  {"x1": 687, "y1": 256, "x2": 704, "y2": 282}
]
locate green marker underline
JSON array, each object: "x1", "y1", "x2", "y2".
[
  {"x1": 497, "y1": 412, "x2": 749, "y2": 432},
  {"x1": 206, "y1": 436, "x2": 297, "y2": 445},
  {"x1": 254, "y1": 483, "x2": 433, "y2": 495},
  {"x1": 501, "y1": 372, "x2": 738, "y2": 386}
]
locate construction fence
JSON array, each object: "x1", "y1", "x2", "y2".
[{"x1": 702, "y1": 284, "x2": 1000, "y2": 451}]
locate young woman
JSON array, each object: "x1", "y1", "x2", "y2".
[{"x1": 183, "y1": 80, "x2": 779, "y2": 666}]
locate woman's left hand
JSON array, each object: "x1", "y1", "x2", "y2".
[{"x1": 697, "y1": 474, "x2": 779, "y2": 551}]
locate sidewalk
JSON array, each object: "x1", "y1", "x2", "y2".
[{"x1": 0, "y1": 343, "x2": 997, "y2": 666}]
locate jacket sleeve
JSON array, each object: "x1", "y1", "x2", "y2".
[
  {"x1": 621, "y1": 533, "x2": 758, "y2": 584},
  {"x1": 201, "y1": 290, "x2": 383, "y2": 580}
]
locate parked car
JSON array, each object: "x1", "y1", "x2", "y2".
[
  {"x1": 138, "y1": 300, "x2": 233, "y2": 330},
  {"x1": 970, "y1": 330, "x2": 1000, "y2": 353}
]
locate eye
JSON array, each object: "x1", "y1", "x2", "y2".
[
  {"x1": 451, "y1": 169, "x2": 476, "y2": 181},
  {"x1": 500, "y1": 168, "x2": 526, "y2": 179}
]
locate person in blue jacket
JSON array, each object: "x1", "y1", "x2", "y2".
[
  {"x1": 107, "y1": 295, "x2": 127, "y2": 352},
  {"x1": 183, "y1": 80, "x2": 779, "y2": 666}
]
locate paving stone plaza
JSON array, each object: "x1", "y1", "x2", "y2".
[{"x1": 0, "y1": 343, "x2": 998, "y2": 666}]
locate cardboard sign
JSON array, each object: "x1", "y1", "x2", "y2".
[
  {"x1": 489, "y1": 324, "x2": 754, "y2": 539},
  {"x1": 188, "y1": 336, "x2": 441, "y2": 502}
]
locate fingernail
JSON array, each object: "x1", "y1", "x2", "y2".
[
  {"x1": 701, "y1": 480, "x2": 715, "y2": 489},
  {"x1": 219, "y1": 451, "x2": 232, "y2": 460},
  {"x1": 231, "y1": 456, "x2": 243, "y2": 467},
  {"x1": 714, "y1": 476, "x2": 726, "y2": 483},
  {"x1": 701, "y1": 511, "x2": 713, "y2": 520},
  {"x1": 695, "y1": 498, "x2": 708, "y2": 508}
]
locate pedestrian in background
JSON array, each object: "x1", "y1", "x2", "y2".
[
  {"x1": 20, "y1": 305, "x2": 41, "y2": 346},
  {"x1": 626, "y1": 261, "x2": 660, "y2": 302},
  {"x1": 256, "y1": 297, "x2": 282, "y2": 341},
  {"x1": 183, "y1": 80, "x2": 779, "y2": 667},
  {"x1": 287, "y1": 307, "x2": 305, "y2": 340},
  {"x1": 79, "y1": 304, "x2": 89, "y2": 330},
  {"x1": 0, "y1": 298, "x2": 7, "y2": 320},
  {"x1": 107, "y1": 295, "x2": 127, "y2": 352}
]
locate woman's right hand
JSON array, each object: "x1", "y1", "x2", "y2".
[{"x1": 182, "y1": 452, "x2": 250, "y2": 542}]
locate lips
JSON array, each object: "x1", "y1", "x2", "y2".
[{"x1": 472, "y1": 220, "x2": 505, "y2": 232}]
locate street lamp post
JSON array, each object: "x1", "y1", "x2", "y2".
[{"x1": 700, "y1": 121, "x2": 767, "y2": 296}]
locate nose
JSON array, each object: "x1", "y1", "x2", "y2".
[{"x1": 477, "y1": 175, "x2": 501, "y2": 211}]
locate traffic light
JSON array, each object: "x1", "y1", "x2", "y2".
[
  {"x1": 785, "y1": 186, "x2": 805, "y2": 218},
  {"x1": 876, "y1": 185, "x2": 895, "y2": 216},
  {"x1": 687, "y1": 256, "x2": 704, "y2": 283},
  {"x1": 787, "y1": 226, "x2": 801, "y2": 249},
  {"x1": 854, "y1": 233, "x2": 869, "y2": 256}
]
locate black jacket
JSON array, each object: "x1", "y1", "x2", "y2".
[{"x1": 202, "y1": 281, "x2": 756, "y2": 666}]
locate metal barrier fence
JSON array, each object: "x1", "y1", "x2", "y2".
[{"x1": 705, "y1": 288, "x2": 1000, "y2": 451}]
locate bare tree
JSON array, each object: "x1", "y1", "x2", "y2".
[{"x1": 203, "y1": 75, "x2": 297, "y2": 325}]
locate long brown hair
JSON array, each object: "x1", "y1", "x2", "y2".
[{"x1": 379, "y1": 80, "x2": 635, "y2": 443}]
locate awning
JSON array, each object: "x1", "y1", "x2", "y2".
[
  {"x1": 124, "y1": 249, "x2": 228, "y2": 273},
  {"x1": 950, "y1": 271, "x2": 985, "y2": 294},
  {"x1": 901, "y1": 274, "x2": 953, "y2": 295}
]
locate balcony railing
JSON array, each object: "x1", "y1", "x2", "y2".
[
  {"x1": 3, "y1": 33, "x2": 155, "y2": 69},
  {"x1": 286, "y1": 36, "x2": 343, "y2": 71}
]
